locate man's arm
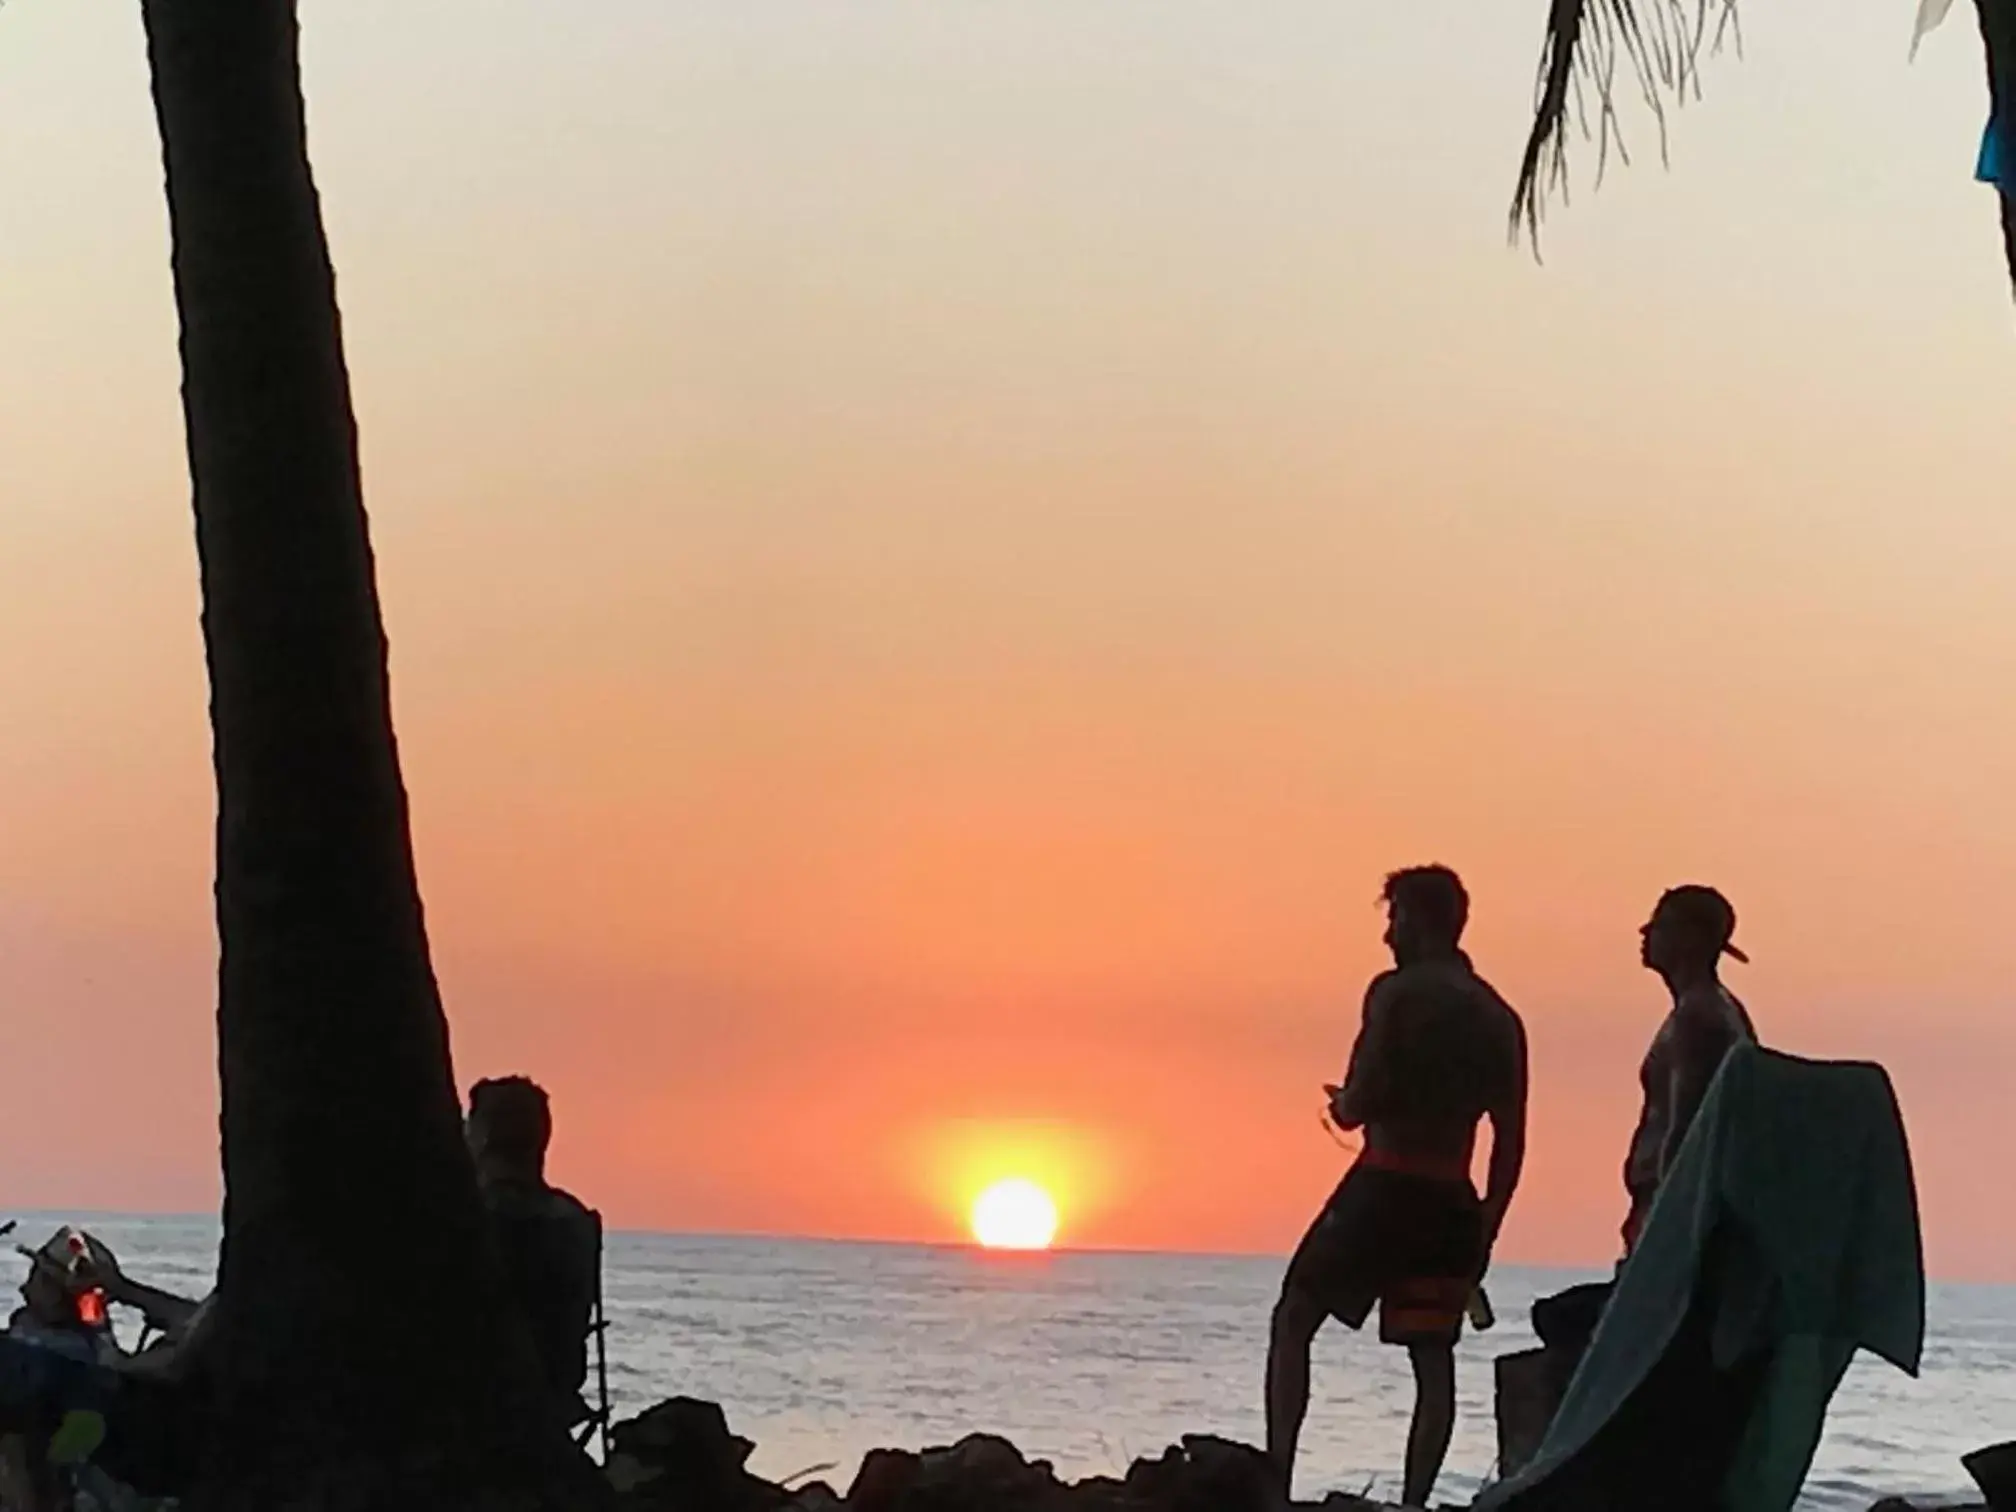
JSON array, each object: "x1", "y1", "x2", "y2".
[
  {"x1": 115, "y1": 1296, "x2": 216, "y2": 1382},
  {"x1": 78, "y1": 1236, "x2": 204, "y2": 1336},
  {"x1": 1329, "y1": 976, "x2": 1396, "y2": 1130},
  {"x1": 108, "y1": 1275, "x2": 205, "y2": 1337},
  {"x1": 1654, "y1": 1013, "x2": 1730, "y2": 1180},
  {"x1": 1480, "y1": 1008, "x2": 1530, "y2": 1267}
]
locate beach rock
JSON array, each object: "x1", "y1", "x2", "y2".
[
  {"x1": 919, "y1": 1434, "x2": 1060, "y2": 1500},
  {"x1": 847, "y1": 1433, "x2": 1065, "y2": 1510},
  {"x1": 608, "y1": 1397, "x2": 787, "y2": 1512},
  {"x1": 1966, "y1": 1442, "x2": 2016, "y2": 1512},
  {"x1": 607, "y1": 1398, "x2": 1388, "y2": 1512},
  {"x1": 1054, "y1": 1477, "x2": 1131, "y2": 1512},
  {"x1": 845, "y1": 1447, "x2": 922, "y2": 1510},
  {"x1": 1118, "y1": 1434, "x2": 1281, "y2": 1512},
  {"x1": 612, "y1": 1396, "x2": 754, "y2": 1470}
]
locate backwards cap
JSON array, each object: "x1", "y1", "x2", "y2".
[{"x1": 1657, "y1": 884, "x2": 1748, "y2": 964}]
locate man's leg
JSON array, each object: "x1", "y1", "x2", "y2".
[
  {"x1": 1265, "y1": 1287, "x2": 1324, "y2": 1497},
  {"x1": 1403, "y1": 1340, "x2": 1456, "y2": 1509},
  {"x1": 1271, "y1": 1172, "x2": 1377, "y2": 1499}
]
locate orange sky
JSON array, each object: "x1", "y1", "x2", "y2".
[{"x1": 2, "y1": 2, "x2": 2013, "y2": 1278}]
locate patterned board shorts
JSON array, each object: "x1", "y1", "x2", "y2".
[{"x1": 1283, "y1": 1161, "x2": 1484, "y2": 1345}]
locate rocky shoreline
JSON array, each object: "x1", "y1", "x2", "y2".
[
  {"x1": 602, "y1": 1397, "x2": 2001, "y2": 1512},
  {"x1": 605, "y1": 1396, "x2": 1381, "y2": 1512}
]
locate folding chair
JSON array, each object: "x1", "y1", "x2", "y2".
[{"x1": 571, "y1": 1209, "x2": 612, "y2": 1463}]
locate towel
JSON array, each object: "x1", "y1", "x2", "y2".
[{"x1": 1477, "y1": 1045, "x2": 1925, "y2": 1512}]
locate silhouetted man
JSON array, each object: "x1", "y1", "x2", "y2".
[
  {"x1": 1621, "y1": 885, "x2": 1757, "y2": 1253},
  {"x1": 1267, "y1": 865, "x2": 1528, "y2": 1508},
  {"x1": 466, "y1": 1077, "x2": 602, "y2": 1427}
]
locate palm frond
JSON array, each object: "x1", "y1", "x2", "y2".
[{"x1": 1511, "y1": 0, "x2": 1741, "y2": 247}]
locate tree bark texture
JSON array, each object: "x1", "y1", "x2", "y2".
[
  {"x1": 1981, "y1": 0, "x2": 2016, "y2": 297},
  {"x1": 139, "y1": 2, "x2": 606, "y2": 1505}
]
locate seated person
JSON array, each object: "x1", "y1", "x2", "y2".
[
  {"x1": 69, "y1": 1238, "x2": 211, "y2": 1378},
  {"x1": 466, "y1": 1076, "x2": 602, "y2": 1424},
  {"x1": 0, "y1": 1231, "x2": 146, "y2": 1509},
  {"x1": 28, "y1": 1236, "x2": 211, "y2": 1503},
  {"x1": 6, "y1": 1230, "x2": 123, "y2": 1368}
]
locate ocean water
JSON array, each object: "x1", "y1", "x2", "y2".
[{"x1": 9, "y1": 1216, "x2": 2011, "y2": 1509}]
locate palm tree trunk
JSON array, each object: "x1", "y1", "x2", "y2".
[
  {"x1": 139, "y1": 2, "x2": 604, "y2": 1505},
  {"x1": 2002, "y1": 192, "x2": 2016, "y2": 299},
  {"x1": 1980, "y1": 0, "x2": 2016, "y2": 296}
]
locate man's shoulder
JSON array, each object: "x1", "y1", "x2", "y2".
[
  {"x1": 1469, "y1": 976, "x2": 1525, "y2": 1049},
  {"x1": 1360, "y1": 966, "x2": 1424, "y2": 1024},
  {"x1": 547, "y1": 1186, "x2": 601, "y2": 1233},
  {"x1": 1388, "y1": 956, "x2": 1519, "y2": 1014},
  {"x1": 1648, "y1": 995, "x2": 1747, "y2": 1081},
  {"x1": 1671, "y1": 985, "x2": 1749, "y2": 1039},
  {"x1": 487, "y1": 1180, "x2": 599, "y2": 1230},
  {"x1": 1458, "y1": 960, "x2": 1515, "y2": 1006},
  {"x1": 1449, "y1": 964, "x2": 1525, "y2": 1069},
  {"x1": 537, "y1": 1186, "x2": 603, "y2": 1259},
  {"x1": 1373, "y1": 958, "x2": 1468, "y2": 996}
]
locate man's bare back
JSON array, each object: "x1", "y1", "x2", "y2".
[
  {"x1": 1337, "y1": 957, "x2": 1526, "y2": 1170},
  {"x1": 1327, "y1": 952, "x2": 1530, "y2": 1277}
]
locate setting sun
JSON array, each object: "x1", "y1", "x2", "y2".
[{"x1": 970, "y1": 1178, "x2": 1060, "y2": 1251}]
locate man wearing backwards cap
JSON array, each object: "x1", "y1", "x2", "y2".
[
  {"x1": 1525, "y1": 886, "x2": 1760, "y2": 1402},
  {"x1": 1620, "y1": 885, "x2": 1758, "y2": 1255}
]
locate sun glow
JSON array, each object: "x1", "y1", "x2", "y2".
[{"x1": 970, "y1": 1178, "x2": 1060, "y2": 1250}]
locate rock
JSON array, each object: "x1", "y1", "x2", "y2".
[
  {"x1": 846, "y1": 1447, "x2": 923, "y2": 1511},
  {"x1": 605, "y1": 1452, "x2": 664, "y2": 1497},
  {"x1": 1057, "y1": 1476, "x2": 1130, "y2": 1512},
  {"x1": 1120, "y1": 1435, "x2": 1278, "y2": 1512},
  {"x1": 918, "y1": 1434, "x2": 1032, "y2": 1480},
  {"x1": 608, "y1": 1397, "x2": 786, "y2": 1512},
  {"x1": 1493, "y1": 1347, "x2": 1554, "y2": 1478},
  {"x1": 848, "y1": 1434, "x2": 1065, "y2": 1510},
  {"x1": 612, "y1": 1396, "x2": 755, "y2": 1472},
  {"x1": 918, "y1": 1433, "x2": 1059, "y2": 1499},
  {"x1": 1966, "y1": 1443, "x2": 2016, "y2": 1512},
  {"x1": 785, "y1": 1484, "x2": 845, "y2": 1512},
  {"x1": 607, "y1": 1398, "x2": 1390, "y2": 1512}
]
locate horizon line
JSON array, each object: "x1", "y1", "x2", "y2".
[{"x1": 8, "y1": 1207, "x2": 2008, "y2": 1288}]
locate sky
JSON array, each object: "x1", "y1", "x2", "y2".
[{"x1": 1, "y1": 1, "x2": 2012, "y2": 1278}]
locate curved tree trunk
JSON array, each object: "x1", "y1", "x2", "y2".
[
  {"x1": 140, "y1": 2, "x2": 606, "y2": 1506},
  {"x1": 1981, "y1": 0, "x2": 2016, "y2": 296}
]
